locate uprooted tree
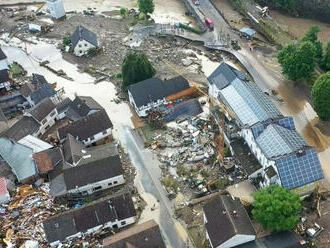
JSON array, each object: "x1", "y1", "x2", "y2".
[
  {"x1": 121, "y1": 51, "x2": 156, "y2": 90},
  {"x1": 138, "y1": 0, "x2": 155, "y2": 15},
  {"x1": 252, "y1": 185, "x2": 301, "y2": 231},
  {"x1": 312, "y1": 72, "x2": 330, "y2": 120}
]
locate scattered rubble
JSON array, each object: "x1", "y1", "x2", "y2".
[{"x1": 0, "y1": 184, "x2": 68, "y2": 247}]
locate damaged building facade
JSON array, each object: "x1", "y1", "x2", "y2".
[{"x1": 208, "y1": 62, "x2": 324, "y2": 194}]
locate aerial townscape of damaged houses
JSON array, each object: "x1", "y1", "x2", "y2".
[{"x1": 0, "y1": 1, "x2": 326, "y2": 248}]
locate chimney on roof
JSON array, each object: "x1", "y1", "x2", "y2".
[{"x1": 233, "y1": 210, "x2": 238, "y2": 217}]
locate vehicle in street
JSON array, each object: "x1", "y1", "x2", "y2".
[
  {"x1": 205, "y1": 18, "x2": 214, "y2": 31},
  {"x1": 192, "y1": 0, "x2": 200, "y2": 5}
]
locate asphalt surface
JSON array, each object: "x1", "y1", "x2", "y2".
[{"x1": 119, "y1": 126, "x2": 190, "y2": 248}]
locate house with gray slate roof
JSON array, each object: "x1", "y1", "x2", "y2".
[
  {"x1": 70, "y1": 26, "x2": 98, "y2": 57},
  {"x1": 128, "y1": 76, "x2": 190, "y2": 117},
  {"x1": 203, "y1": 195, "x2": 256, "y2": 248},
  {"x1": 24, "y1": 97, "x2": 58, "y2": 136},
  {"x1": 43, "y1": 192, "x2": 136, "y2": 247},
  {"x1": 208, "y1": 62, "x2": 324, "y2": 194}
]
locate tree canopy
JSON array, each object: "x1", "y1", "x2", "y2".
[
  {"x1": 278, "y1": 41, "x2": 316, "y2": 81},
  {"x1": 322, "y1": 41, "x2": 330, "y2": 71},
  {"x1": 138, "y1": 0, "x2": 155, "y2": 15},
  {"x1": 311, "y1": 72, "x2": 330, "y2": 120},
  {"x1": 252, "y1": 185, "x2": 301, "y2": 231},
  {"x1": 121, "y1": 51, "x2": 156, "y2": 90},
  {"x1": 301, "y1": 25, "x2": 323, "y2": 60}
]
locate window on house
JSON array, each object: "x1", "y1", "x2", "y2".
[
  {"x1": 90, "y1": 136, "x2": 95, "y2": 141},
  {"x1": 121, "y1": 221, "x2": 126, "y2": 226},
  {"x1": 85, "y1": 44, "x2": 87, "y2": 47},
  {"x1": 93, "y1": 186, "x2": 102, "y2": 191},
  {"x1": 41, "y1": 119, "x2": 47, "y2": 125},
  {"x1": 114, "y1": 181, "x2": 118, "y2": 184},
  {"x1": 50, "y1": 111, "x2": 56, "y2": 117},
  {"x1": 79, "y1": 44, "x2": 82, "y2": 47},
  {"x1": 102, "y1": 130, "x2": 108, "y2": 135},
  {"x1": 112, "y1": 224, "x2": 118, "y2": 229},
  {"x1": 108, "y1": 182, "x2": 112, "y2": 186},
  {"x1": 79, "y1": 50, "x2": 82, "y2": 53}
]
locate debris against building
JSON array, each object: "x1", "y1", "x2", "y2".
[
  {"x1": 43, "y1": 192, "x2": 137, "y2": 247},
  {"x1": 102, "y1": 220, "x2": 166, "y2": 248},
  {"x1": 203, "y1": 195, "x2": 256, "y2": 248},
  {"x1": 0, "y1": 184, "x2": 67, "y2": 247}
]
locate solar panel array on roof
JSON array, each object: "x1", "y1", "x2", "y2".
[
  {"x1": 219, "y1": 80, "x2": 282, "y2": 127},
  {"x1": 277, "y1": 117, "x2": 295, "y2": 130},
  {"x1": 256, "y1": 124, "x2": 308, "y2": 159},
  {"x1": 220, "y1": 84, "x2": 260, "y2": 126},
  {"x1": 276, "y1": 149, "x2": 324, "y2": 189}
]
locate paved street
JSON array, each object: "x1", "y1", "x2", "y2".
[{"x1": 119, "y1": 126, "x2": 190, "y2": 248}]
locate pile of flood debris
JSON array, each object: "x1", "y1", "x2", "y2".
[
  {"x1": 0, "y1": 184, "x2": 67, "y2": 247},
  {"x1": 152, "y1": 116, "x2": 217, "y2": 167}
]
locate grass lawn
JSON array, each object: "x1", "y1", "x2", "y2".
[{"x1": 10, "y1": 64, "x2": 23, "y2": 76}]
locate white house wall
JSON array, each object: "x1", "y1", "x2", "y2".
[
  {"x1": 47, "y1": 0, "x2": 66, "y2": 19},
  {"x1": 73, "y1": 40, "x2": 96, "y2": 57},
  {"x1": 218, "y1": 234, "x2": 256, "y2": 248},
  {"x1": 33, "y1": 109, "x2": 58, "y2": 136},
  {"x1": 82, "y1": 128, "x2": 112, "y2": 145},
  {"x1": 67, "y1": 174, "x2": 125, "y2": 195},
  {"x1": 49, "y1": 215, "x2": 135, "y2": 247}
]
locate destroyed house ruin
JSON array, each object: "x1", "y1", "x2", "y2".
[
  {"x1": 128, "y1": 76, "x2": 191, "y2": 117},
  {"x1": 43, "y1": 193, "x2": 136, "y2": 247},
  {"x1": 208, "y1": 62, "x2": 324, "y2": 194}
]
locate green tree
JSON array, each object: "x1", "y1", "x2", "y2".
[
  {"x1": 138, "y1": 0, "x2": 155, "y2": 15},
  {"x1": 121, "y1": 52, "x2": 156, "y2": 90},
  {"x1": 301, "y1": 25, "x2": 323, "y2": 60},
  {"x1": 278, "y1": 41, "x2": 316, "y2": 81},
  {"x1": 252, "y1": 185, "x2": 301, "y2": 231},
  {"x1": 311, "y1": 72, "x2": 330, "y2": 120},
  {"x1": 322, "y1": 41, "x2": 330, "y2": 71}
]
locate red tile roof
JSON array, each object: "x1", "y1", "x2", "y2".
[{"x1": 0, "y1": 177, "x2": 8, "y2": 195}]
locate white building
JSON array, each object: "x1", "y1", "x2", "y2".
[
  {"x1": 43, "y1": 193, "x2": 136, "y2": 247},
  {"x1": 0, "y1": 48, "x2": 9, "y2": 71},
  {"x1": 49, "y1": 154, "x2": 124, "y2": 197},
  {"x1": 69, "y1": 26, "x2": 98, "y2": 57},
  {"x1": 128, "y1": 76, "x2": 191, "y2": 117},
  {"x1": 208, "y1": 62, "x2": 324, "y2": 194},
  {"x1": 24, "y1": 97, "x2": 58, "y2": 136},
  {"x1": 203, "y1": 195, "x2": 256, "y2": 248},
  {"x1": 46, "y1": 0, "x2": 66, "y2": 20}
]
